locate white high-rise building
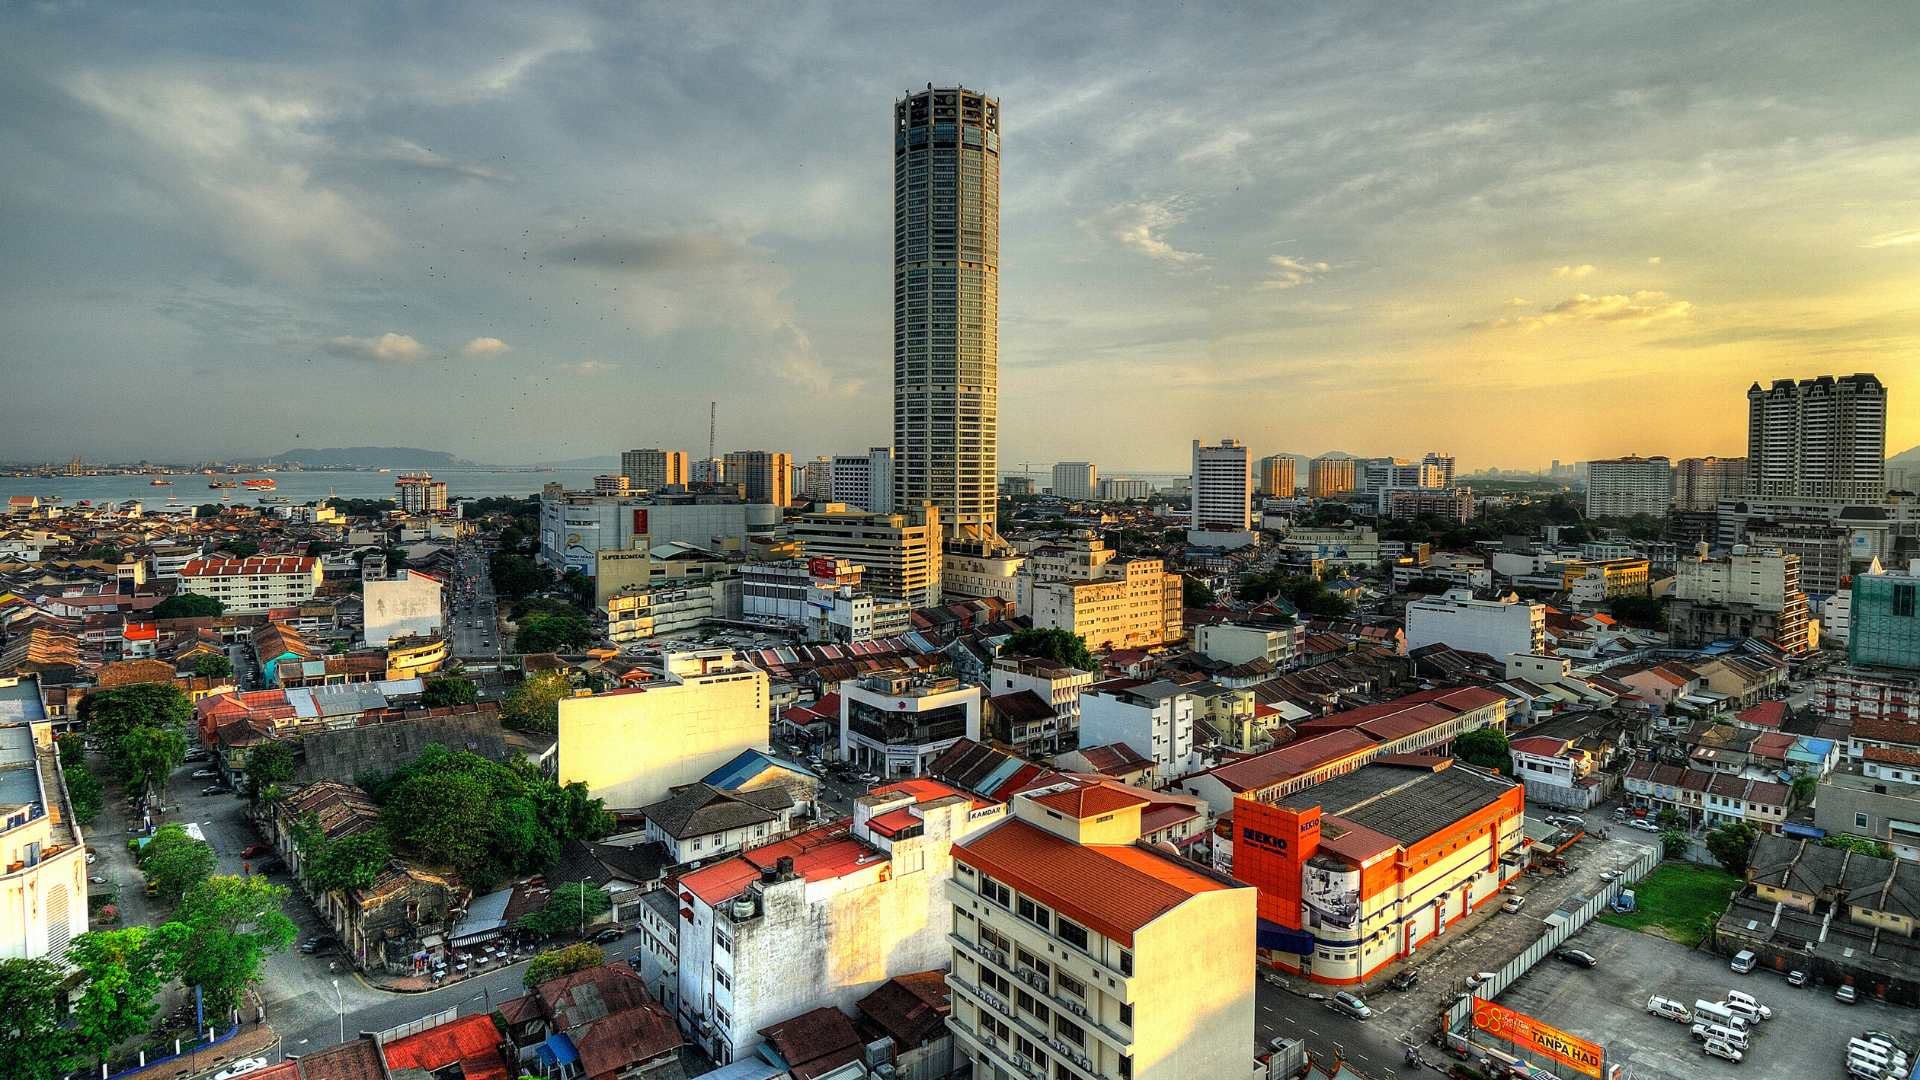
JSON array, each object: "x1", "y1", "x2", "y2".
[
  {"x1": 1191, "y1": 439, "x2": 1251, "y2": 530},
  {"x1": 1747, "y1": 373, "x2": 1887, "y2": 502},
  {"x1": 1586, "y1": 455, "x2": 1674, "y2": 517},
  {"x1": 832, "y1": 447, "x2": 895, "y2": 513},
  {"x1": 1052, "y1": 461, "x2": 1097, "y2": 500}
]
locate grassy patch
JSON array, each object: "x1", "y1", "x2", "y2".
[{"x1": 1596, "y1": 861, "x2": 1741, "y2": 947}]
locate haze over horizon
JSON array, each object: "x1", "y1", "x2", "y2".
[{"x1": 3, "y1": 2, "x2": 1916, "y2": 472}]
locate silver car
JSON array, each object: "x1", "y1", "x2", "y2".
[{"x1": 1328, "y1": 991, "x2": 1372, "y2": 1019}]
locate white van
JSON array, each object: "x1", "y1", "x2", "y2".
[
  {"x1": 1691, "y1": 1022, "x2": 1750, "y2": 1050},
  {"x1": 1692, "y1": 999, "x2": 1748, "y2": 1030},
  {"x1": 1729, "y1": 949, "x2": 1758, "y2": 973},
  {"x1": 1849, "y1": 1038, "x2": 1910, "y2": 1080},
  {"x1": 1646, "y1": 996, "x2": 1692, "y2": 1023},
  {"x1": 1722, "y1": 990, "x2": 1772, "y2": 1022}
]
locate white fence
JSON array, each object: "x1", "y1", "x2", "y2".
[{"x1": 1445, "y1": 846, "x2": 1663, "y2": 1033}]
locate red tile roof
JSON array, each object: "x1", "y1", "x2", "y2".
[
  {"x1": 1028, "y1": 783, "x2": 1151, "y2": 820},
  {"x1": 1865, "y1": 746, "x2": 1920, "y2": 768},
  {"x1": 866, "y1": 807, "x2": 922, "y2": 837},
  {"x1": 1195, "y1": 728, "x2": 1378, "y2": 794},
  {"x1": 676, "y1": 822, "x2": 878, "y2": 906},
  {"x1": 1736, "y1": 701, "x2": 1787, "y2": 729},
  {"x1": 952, "y1": 818, "x2": 1240, "y2": 947},
  {"x1": 381, "y1": 1013, "x2": 509, "y2": 1080},
  {"x1": 858, "y1": 970, "x2": 951, "y2": 1048},
  {"x1": 1509, "y1": 736, "x2": 1573, "y2": 757}
]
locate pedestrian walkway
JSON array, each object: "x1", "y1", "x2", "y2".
[{"x1": 113, "y1": 1022, "x2": 279, "y2": 1080}]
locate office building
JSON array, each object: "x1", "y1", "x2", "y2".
[
  {"x1": 1052, "y1": 462, "x2": 1098, "y2": 501},
  {"x1": 1403, "y1": 588, "x2": 1546, "y2": 659},
  {"x1": 1256, "y1": 455, "x2": 1296, "y2": 498},
  {"x1": 1098, "y1": 478, "x2": 1153, "y2": 502},
  {"x1": 178, "y1": 556, "x2": 323, "y2": 612},
  {"x1": 557, "y1": 651, "x2": 770, "y2": 809},
  {"x1": 602, "y1": 582, "x2": 729, "y2": 643},
  {"x1": 945, "y1": 781, "x2": 1256, "y2": 1080},
  {"x1": 677, "y1": 779, "x2": 1002, "y2": 1065},
  {"x1": 793, "y1": 504, "x2": 942, "y2": 608},
  {"x1": 393, "y1": 472, "x2": 448, "y2": 514},
  {"x1": 1421, "y1": 452, "x2": 1456, "y2": 488},
  {"x1": 1192, "y1": 623, "x2": 1301, "y2": 673},
  {"x1": 741, "y1": 558, "x2": 882, "y2": 642},
  {"x1": 832, "y1": 447, "x2": 895, "y2": 513},
  {"x1": 894, "y1": 87, "x2": 1000, "y2": 542},
  {"x1": 594, "y1": 474, "x2": 630, "y2": 495},
  {"x1": 1748, "y1": 373, "x2": 1888, "y2": 502},
  {"x1": 841, "y1": 672, "x2": 982, "y2": 778},
  {"x1": 692, "y1": 457, "x2": 726, "y2": 484},
  {"x1": 797, "y1": 456, "x2": 834, "y2": 501},
  {"x1": 1191, "y1": 439, "x2": 1251, "y2": 530},
  {"x1": 986, "y1": 654, "x2": 1095, "y2": 756},
  {"x1": 1000, "y1": 476, "x2": 1034, "y2": 496},
  {"x1": 594, "y1": 540, "x2": 732, "y2": 607},
  {"x1": 1585, "y1": 455, "x2": 1674, "y2": 517},
  {"x1": 621, "y1": 448, "x2": 688, "y2": 492},
  {"x1": 0, "y1": 679, "x2": 87, "y2": 961},
  {"x1": 1025, "y1": 554, "x2": 1182, "y2": 653},
  {"x1": 1674, "y1": 456, "x2": 1747, "y2": 511},
  {"x1": 1230, "y1": 758, "x2": 1525, "y2": 984},
  {"x1": 1669, "y1": 546, "x2": 1813, "y2": 654},
  {"x1": 1850, "y1": 561, "x2": 1920, "y2": 671},
  {"x1": 539, "y1": 491, "x2": 781, "y2": 576},
  {"x1": 724, "y1": 450, "x2": 793, "y2": 507},
  {"x1": 1307, "y1": 457, "x2": 1356, "y2": 498},
  {"x1": 941, "y1": 538, "x2": 1023, "y2": 605},
  {"x1": 1361, "y1": 459, "x2": 1443, "y2": 495}
]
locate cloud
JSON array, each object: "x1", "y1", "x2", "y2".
[
  {"x1": 1549, "y1": 264, "x2": 1596, "y2": 279},
  {"x1": 323, "y1": 333, "x2": 427, "y2": 363},
  {"x1": 457, "y1": 337, "x2": 512, "y2": 359},
  {"x1": 1862, "y1": 229, "x2": 1920, "y2": 248},
  {"x1": 1501, "y1": 297, "x2": 1530, "y2": 307},
  {"x1": 1091, "y1": 200, "x2": 1207, "y2": 267},
  {"x1": 1257, "y1": 255, "x2": 1330, "y2": 290},
  {"x1": 1478, "y1": 291, "x2": 1693, "y2": 331},
  {"x1": 554, "y1": 233, "x2": 747, "y2": 271},
  {"x1": 556, "y1": 361, "x2": 619, "y2": 376},
  {"x1": 1647, "y1": 256, "x2": 1662, "y2": 264}
]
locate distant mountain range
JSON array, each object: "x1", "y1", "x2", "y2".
[
  {"x1": 239, "y1": 446, "x2": 622, "y2": 470},
  {"x1": 1889, "y1": 445, "x2": 1920, "y2": 468}
]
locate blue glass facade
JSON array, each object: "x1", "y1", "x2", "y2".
[{"x1": 1850, "y1": 573, "x2": 1920, "y2": 670}]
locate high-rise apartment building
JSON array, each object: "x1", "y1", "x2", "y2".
[
  {"x1": 1052, "y1": 462, "x2": 1097, "y2": 500},
  {"x1": 1421, "y1": 452, "x2": 1456, "y2": 488},
  {"x1": 1256, "y1": 455, "x2": 1296, "y2": 497},
  {"x1": 1191, "y1": 439, "x2": 1251, "y2": 530},
  {"x1": 832, "y1": 447, "x2": 894, "y2": 513},
  {"x1": 691, "y1": 457, "x2": 725, "y2": 484},
  {"x1": 1674, "y1": 456, "x2": 1747, "y2": 511},
  {"x1": 1307, "y1": 456, "x2": 1356, "y2": 498},
  {"x1": 1585, "y1": 455, "x2": 1674, "y2": 517},
  {"x1": 393, "y1": 472, "x2": 448, "y2": 513},
  {"x1": 894, "y1": 87, "x2": 1000, "y2": 541},
  {"x1": 723, "y1": 450, "x2": 792, "y2": 507},
  {"x1": 594, "y1": 474, "x2": 630, "y2": 495},
  {"x1": 1748, "y1": 374, "x2": 1887, "y2": 502},
  {"x1": 621, "y1": 448, "x2": 688, "y2": 492},
  {"x1": 799, "y1": 456, "x2": 834, "y2": 500}
]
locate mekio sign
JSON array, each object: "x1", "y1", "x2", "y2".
[{"x1": 1471, "y1": 997, "x2": 1602, "y2": 1079}]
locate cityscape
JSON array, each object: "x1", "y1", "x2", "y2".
[{"x1": 2, "y1": 7, "x2": 1919, "y2": 1080}]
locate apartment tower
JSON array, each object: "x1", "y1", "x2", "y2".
[
  {"x1": 1052, "y1": 462, "x2": 1097, "y2": 500},
  {"x1": 1307, "y1": 456, "x2": 1356, "y2": 498},
  {"x1": 621, "y1": 448, "x2": 688, "y2": 492},
  {"x1": 894, "y1": 87, "x2": 1000, "y2": 542},
  {"x1": 723, "y1": 450, "x2": 792, "y2": 507},
  {"x1": 1747, "y1": 374, "x2": 1887, "y2": 502},
  {"x1": 1192, "y1": 440, "x2": 1252, "y2": 530},
  {"x1": 1257, "y1": 455, "x2": 1296, "y2": 497}
]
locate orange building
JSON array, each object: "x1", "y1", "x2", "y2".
[{"x1": 1229, "y1": 757, "x2": 1526, "y2": 984}]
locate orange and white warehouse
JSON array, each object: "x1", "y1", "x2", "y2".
[{"x1": 1221, "y1": 756, "x2": 1527, "y2": 985}]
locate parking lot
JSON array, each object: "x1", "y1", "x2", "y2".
[{"x1": 1494, "y1": 920, "x2": 1919, "y2": 1080}]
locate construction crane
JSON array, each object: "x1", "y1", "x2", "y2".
[{"x1": 708, "y1": 402, "x2": 716, "y2": 462}]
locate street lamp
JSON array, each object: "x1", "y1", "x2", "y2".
[{"x1": 331, "y1": 979, "x2": 344, "y2": 1045}]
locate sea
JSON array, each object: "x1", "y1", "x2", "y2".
[{"x1": 0, "y1": 469, "x2": 604, "y2": 509}]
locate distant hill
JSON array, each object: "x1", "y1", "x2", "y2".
[
  {"x1": 1890, "y1": 445, "x2": 1920, "y2": 467},
  {"x1": 245, "y1": 447, "x2": 489, "y2": 469},
  {"x1": 524, "y1": 454, "x2": 620, "y2": 470}
]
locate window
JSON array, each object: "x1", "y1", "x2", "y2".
[
  {"x1": 980, "y1": 875, "x2": 1011, "y2": 906},
  {"x1": 1057, "y1": 972, "x2": 1085, "y2": 998},
  {"x1": 1896, "y1": 583, "x2": 1916, "y2": 618},
  {"x1": 1119, "y1": 1055, "x2": 1133, "y2": 1079},
  {"x1": 982, "y1": 969, "x2": 1012, "y2": 997},
  {"x1": 1016, "y1": 990, "x2": 1050, "y2": 1023},
  {"x1": 981, "y1": 924, "x2": 1011, "y2": 953},
  {"x1": 1858, "y1": 813, "x2": 1872, "y2": 829},
  {"x1": 715, "y1": 1005, "x2": 731, "y2": 1027},
  {"x1": 956, "y1": 863, "x2": 976, "y2": 878},
  {"x1": 1118, "y1": 952, "x2": 1132, "y2": 976},
  {"x1": 1017, "y1": 896, "x2": 1052, "y2": 931},
  {"x1": 1055, "y1": 1017, "x2": 1084, "y2": 1047},
  {"x1": 715, "y1": 969, "x2": 731, "y2": 989},
  {"x1": 1057, "y1": 917, "x2": 1089, "y2": 951},
  {"x1": 1119, "y1": 1002, "x2": 1133, "y2": 1027}
]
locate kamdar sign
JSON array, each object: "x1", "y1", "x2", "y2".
[{"x1": 1472, "y1": 997, "x2": 1603, "y2": 1079}]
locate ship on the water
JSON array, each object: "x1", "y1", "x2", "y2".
[
  {"x1": 240, "y1": 478, "x2": 276, "y2": 489},
  {"x1": 209, "y1": 481, "x2": 237, "y2": 489},
  {"x1": 149, "y1": 479, "x2": 173, "y2": 485}
]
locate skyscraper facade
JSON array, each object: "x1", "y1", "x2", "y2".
[
  {"x1": 1747, "y1": 374, "x2": 1887, "y2": 502},
  {"x1": 1308, "y1": 456, "x2": 1356, "y2": 498},
  {"x1": 1674, "y1": 456, "x2": 1747, "y2": 511},
  {"x1": 723, "y1": 450, "x2": 792, "y2": 507},
  {"x1": 1051, "y1": 461, "x2": 1097, "y2": 500},
  {"x1": 893, "y1": 87, "x2": 999, "y2": 541},
  {"x1": 621, "y1": 448, "x2": 687, "y2": 492},
  {"x1": 1192, "y1": 439, "x2": 1252, "y2": 530},
  {"x1": 1257, "y1": 455, "x2": 1296, "y2": 497}
]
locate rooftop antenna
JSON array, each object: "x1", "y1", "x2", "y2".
[{"x1": 709, "y1": 402, "x2": 717, "y2": 463}]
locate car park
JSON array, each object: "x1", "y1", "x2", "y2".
[
  {"x1": 1557, "y1": 949, "x2": 1598, "y2": 968},
  {"x1": 1724, "y1": 989, "x2": 1771, "y2": 1020},
  {"x1": 1730, "y1": 949, "x2": 1758, "y2": 973},
  {"x1": 1328, "y1": 991, "x2": 1372, "y2": 1019}
]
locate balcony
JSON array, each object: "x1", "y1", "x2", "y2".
[{"x1": 951, "y1": 933, "x2": 1135, "y2": 1040}]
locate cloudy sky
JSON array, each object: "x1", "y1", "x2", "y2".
[{"x1": 2, "y1": 2, "x2": 1916, "y2": 471}]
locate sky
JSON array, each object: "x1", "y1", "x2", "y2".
[{"x1": 1, "y1": 2, "x2": 1916, "y2": 472}]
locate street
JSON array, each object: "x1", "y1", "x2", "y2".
[{"x1": 445, "y1": 544, "x2": 501, "y2": 659}]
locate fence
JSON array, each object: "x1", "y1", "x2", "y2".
[{"x1": 1444, "y1": 846, "x2": 1662, "y2": 1034}]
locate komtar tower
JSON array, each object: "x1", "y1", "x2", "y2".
[{"x1": 893, "y1": 86, "x2": 1000, "y2": 542}]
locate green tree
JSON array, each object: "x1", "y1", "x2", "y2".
[
  {"x1": 65, "y1": 763, "x2": 104, "y2": 825},
  {"x1": 306, "y1": 832, "x2": 391, "y2": 894},
  {"x1": 997, "y1": 628, "x2": 1098, "y2": 672},
  {"x1": 152, "y1": 593, "x2": 225, "y2": 620},
  {"x1": 560, "y1": 568, "x2": 595, "y2": 610},
  {"x1": 515, "y1": 614, "x2": 594, "y2": 654},
  {"x1": 421, "y1": 677, "x2": 480, "y2": 709},
  {"x1": 175, "y1": 876, "x2": 298, "y2": 1014},
  {"x1": 191, "y1": 653, "x2": 234, "y2": 679},
  {"x1": 523, "y1": 942, "x2": 605, "y2": 987},
  {"x1": 1609, "y1": 593, "x2": 1666, "y2": 627},
  {"x1": 1661, "y1": 827, "x2": 1691, "y2": 858},
  {"x1": 489, "y1": 553, "x2": 550, "y2": 601},
  {"x1": 1791, "y1": 775, "x2": 1817, "y2": 805},
  {"x1": 1655, "y1": 808, "x2": 1680, "y2": 827},
  {"x1": 305, "y1": 540, "x2": 335, "y2": 557},
  {"x1": 78, "y1": 683, "x2": 193, "y2": 753},
  {"x1": 195, "y1": 503, "x2": 221, "y2": 519},
  {"x1": 1400, "y1": 577, "x2": 1454, "y2": 595},
  {"x1": 384, "y1": 769, "x2": 494, "y2": 878},
  {"x1": 0, "y1": 957, "x2": 79, "y2": 1080},
  {"x1": 115, "y1": 724, "x2": 187, "y2": 797},
  {"x1": 66, "y1": 925, "x2": 188, "y2": 1067},
  {"x1": 88, "y1": 545, "x2": 123, "y2": 564},
  {"x1": 500, "y1": 670, "x2": 575, "y2": 735},
  {"x1": 326, "y1": 497, "x2": 397, "y2": 517},
  {"x1": 244, "y1": 739, "x2": 296, "y2": 805},
  {"x1": 1183, "y1": 576, "x2": 1217, "y2": 608},
  {"x1": 1821, "y1": 835, "x2": 1895, "y2": 860},
  {"x1": 1453, "y1": 728, "x2": 1511, "y2": 774},
  {"x1": 1706, "y1": 821, "x2": 1760, "y2": 875},
  {"x1": 139, "y1": 823, "x2": 216, "y2": 904},
  {"x1": 529, "y1": 780, "x2": 615, "y2": 846},
  {"x1": 517, "y1": 882, "x2": 611, "y2": 936},
  {"x1": 221, "y1": 540, "x2": 260, "y2": 558}
]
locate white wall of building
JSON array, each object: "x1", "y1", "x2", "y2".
[
  {"x1": 1078, "y1": 686, "x2": 1197, "y2": 779},
  {"x1": 1404, "y1": 590, "x2": 1546, "y2": 659},
  {"x1": 557, "y1": 653, "x2": 770, "y2": 808},
  {"x1": 362, "y1": 570, "x2": 443, "y2": 646}
]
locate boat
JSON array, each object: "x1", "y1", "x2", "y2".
[
  {"x1": 209, "y1": 481, "x2": 236, "y2": 489},
  {"x1": 149, "y1": 480, "x2": 173, "y2": 486},
  {"x1": 241, "y1": 478, "x2": 276, "y2": 489}
]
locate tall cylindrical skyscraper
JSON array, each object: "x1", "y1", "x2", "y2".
[{"x1": 894, "y1": 86, "x2": 999, "y2": 540}]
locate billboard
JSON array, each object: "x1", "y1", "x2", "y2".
[
  {"x1": 1303, "y1": 863, "x2": 1361, "y2": 931},
  {"x1": 1471, "y1": 998, "x2": 1603, "y2": 1079},
  {"x1": 1230, "y1": 798, "x2": 1322, "y2": 938},
  {"x1": 810, "y1": 557, "x2": 840, "y2": 582},
  {"x1": 632, "y1": 508, "x2": 649, "y2": 536}
]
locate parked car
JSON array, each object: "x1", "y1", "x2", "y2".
[
  {"x1": 1837, "y1": 984, "x2": 1859, "y2": 1004},
  {"x1": 240, "y1": 844, "x2": 270, "y2": 858},
  {"x1": 256, "y1": 857, "x2": 286, "y2": 874},
  {"x1": 1557, "y1": 949, "x2": 1598, "y2": 968},
  {"x1": 201, "y1": 785, "x2": 227, "y2": 797},
  {"x1": 1702, "y1": 1038, "x2": 1743, "y2": 1064},
  {"x1": 1502, "y1": 896, "x2": 1526, "y2": 914},
  {"x1": 1730, "y1": 949, "x2": 1758, "y2": 973},
  {"x1": 590, "y1": 927, "x2": 626, "y2": 944},
  {"x1": 1391, "y1": 969, "x2": 1420, "y2": 991},
  {"x1": 213, "y1": 1058, "x2": 269, "y2": 1080},
  {"x1": 1328, "y1": 991, "x2": 1372, "y2": 1019},
  {"x1": 1630, "y1": 818, "x2": 1661, "y2": 833},
  {"x1": 299, "y1": 935, "x2": 337, "y2": 954},
  {"x1": 1466, "y1": 972, "x2": 1498, "y2": 990},
  {"x1": 1599, "y1": 870, "x2": 1623, "y2": 883},
  {"x1": 192, "y1": 769, "x2": 218, "y2": 779},
  {"x1": 1786, "y1": 970, "x2": 1808, "y2": 987}
]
